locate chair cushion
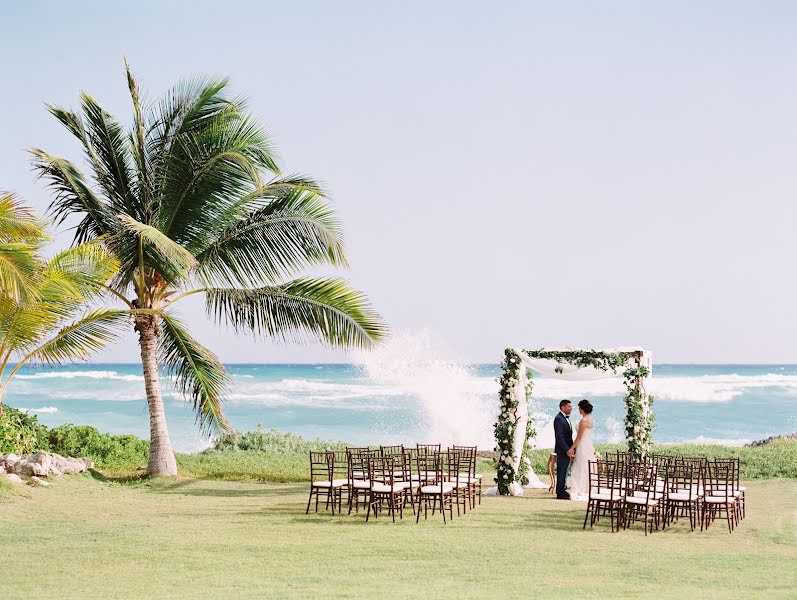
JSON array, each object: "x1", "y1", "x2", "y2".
[
  {"x1": 352, "y1": 480, "x2": 371, "y2": 489},
  {"x1": 590, "y1": 492, "x2": 619, "y2": 502},
  {"x1": 667, "y1": 492, "x2": 695, "y2": 502},
  {"x1": 705, "y1": 495, "x2": 736, "y2": 504},
  {"x1": 625, "y1": 495, "x2": 659, "y2": 506},
  {"x1": 371, "y1": 482, "x2": 405, "y2": 493},
  {"x1": 312, "y1": 479, "x2": 347, "y2": 488},
  {"x1": 420, "y1": 484, "x2": 454, "y2": 494}
]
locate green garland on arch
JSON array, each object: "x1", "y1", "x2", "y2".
[{"x1": 495, "y1": 348, "x2": 654, "y2": 494}]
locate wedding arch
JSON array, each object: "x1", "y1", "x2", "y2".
[{"x1": 494, "y1": 347, "x2": 653, "y2": 495}]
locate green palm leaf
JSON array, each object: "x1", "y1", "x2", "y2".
[
  {"x1": 24, "y1": 309, "x2": 129, "y2": 366},
  {"x1": 205, "y1": 277, "x2": 387, "y2": 349},
  {"x1": 197, "y1": 188, "x2": 347, "y2": 286},
  {"x1": 159, "y1": 311, "x2": 231, "y2": 435}
]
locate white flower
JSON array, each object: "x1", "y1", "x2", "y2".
[
  {"x1": 628, "y1": 436, "x2": 635, "y2": 441},
  {"x1": 510, "y1": 358, "x2": 516, "y2": 363}
]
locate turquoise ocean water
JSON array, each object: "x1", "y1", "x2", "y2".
[{"x1": 6, "y1": 363, "x2": 797, "y2": 452}]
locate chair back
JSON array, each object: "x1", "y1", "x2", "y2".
[
  {"x1": 309, "y1": 451, "x2": 332, "y2": 483},
  {"x1": 706, "y1": 460, "x2": 734, "y2": 501}
]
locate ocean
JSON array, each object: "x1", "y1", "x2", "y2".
[{"x1": 6, "y1": 361, "x2": 797, "y2": 453}]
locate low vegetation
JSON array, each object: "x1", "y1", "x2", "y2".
[{"x1": 3, "y1": 413, "x2": 796, "y2": 482}]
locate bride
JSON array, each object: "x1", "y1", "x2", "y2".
[{"x1": 568, "y1": 399, "x2": 595, "y2": 501}]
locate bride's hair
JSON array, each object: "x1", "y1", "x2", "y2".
[{"x1": 578, "y1": 399, "x2": 593, "y2": 414}]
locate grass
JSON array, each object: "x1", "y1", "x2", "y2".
[{"x1": 0, "y1": 472, "x2": 794, "y2": 599}]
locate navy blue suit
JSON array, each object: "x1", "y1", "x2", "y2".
[{"x1": 553, "y1": 411, "x2": 574, "y2": 496}]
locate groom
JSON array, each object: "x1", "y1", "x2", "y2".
[{"x1": 553, "y1": 399, "x2": 574, "y2": 500}]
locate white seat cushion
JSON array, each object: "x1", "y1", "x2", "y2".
[
  {"x1": 705, "y1": 495, "x2": 736, "y2": 504},
  {"x1": 352, "y1": 480, "x2": 371, "y2": 489},
  {"x1": 632, "y1": 491, "x2": 663, "y2": 500},
  {"x1": 371, "y1": 482, "x2": 405, "y2": 493},
  {"x1": 312, "y1": 479, "x2": 347, "y2": 488},
  {"x1": 625, "y1": 495, "x2": 658, "y2": 506},
  {"x1": 590, "y1": 492, "x2": 619, "y2": 502},
  {"x1": 420, "y1": 484, "x2": 454, "y2": 494},
  {"x1": 668, "y1": 492, "x2": 695, "y2": 502}
]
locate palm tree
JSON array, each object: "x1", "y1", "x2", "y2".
[
  {"x1": 0, "y1": 194, "x2": 121, "y2": 416},
  {"x1": 30, "y1": 63, "x2": 387, "y2": 475}
]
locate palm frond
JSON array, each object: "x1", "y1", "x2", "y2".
[
  {"x1": 125, "y1": 59, "x2": 153, "y2": 216},
  {"x1": 25, "y1": 308, "x2": 129, "y2": 366},
  {"x1": 78, "y1": 93, "x2": 139, "y2": 219},
  {"x1": 0, "y1": 193, "x2": 47, "y2": 244},
  {"x1": 155, "y1": 111, "x2": 279, "y2": 251},
  {"x1": 46, "y1": 241, "x2": 119, "y2": 300},
  {"x1": 29, "y1": 149, "x2": 115, "y2": 244},
  {"x1": 0, "y1": 243, "x2": 44, "y2": 304},
  {"x1": 205, "y1": 277, "x2": 387, "y2": 349},
  {"x1": 159, "y1": 311, "x2": 230, "y2": 435},
  {"x1": 196, "y1": 188, "x2": 347, "y2": 286},
  {"x1": 116, "y1": 213, "x2": 197, "y2": 275}
]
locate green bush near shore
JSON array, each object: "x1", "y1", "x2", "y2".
[
  {"x1": 0, "y1": 406, "x2": 50, "y2": 454},
  {"x1": 0, "y1": 406, "x2": 150, "y2": 468}
]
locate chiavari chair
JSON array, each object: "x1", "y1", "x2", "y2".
[
  {"x1": 416, "y1": 450, "x2": 456, "y2": 523},
  {"x1": 584, "y1": 460, "x2": 622, "y2": 531},
  {"x1": 664, "y1": 462, "x2": 701, "y2": 530},
  {"x1": 453, "y1": 445, "x2": 483, "y2": 506},
  {"x1": 702, "y1": 460, "x2": 738, "y2": 533},
  {"x1": 366, "y1": 455, "x2": 407, "y2": 522},
  {"x1": 306, "y1": 451, "x2": 346, "y2": 515},
  {"x1": 622, "y1": 462, "x2": 664, "y2": 535},
  {"x1": 347, "y1": 449, "x2": 374, "y2": 514}
]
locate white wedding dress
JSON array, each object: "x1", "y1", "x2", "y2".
[{"x1": 568, "y1": 420, "x2": 594, "y2": 502}]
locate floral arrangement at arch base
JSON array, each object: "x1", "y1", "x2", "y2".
[{"x1": 494, "y1": 348, "x2": 654, "y2": 495}]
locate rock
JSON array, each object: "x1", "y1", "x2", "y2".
[
  {"x1": 0, "y1": 464, "x2": 5, "y2": 475},
  {"x1": 48, "y1": 464, "x2": 63, "y2": 478},
  {"x1": 4, "y1": 453, "x2": 19, "y2": 469},
  {"x1": 51, "y1": 454, "x2": 85, "y2": 474},
  {"x1": 29, "y1": 476, "x2": 49, "y2": 487},
  {"x1": 748, "y1": 432, "x2": 797, "y2": 447},
  {"x1": 31, "y1": 451, "x2": 52, "y2": 476},
  {"x1": 4, "y1": 473, "x2": 23, "y2": 485},
  {"x1": 12, "y1": 458, "x2": 35, "y2": 478},
  {"x1": 80, "y1": 457, "x2": 94, "y2": 470}
]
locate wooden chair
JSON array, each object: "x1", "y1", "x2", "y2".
[
  {"x1": 415, "y1": 450, "x2": 456, "y2": 523},
  {"x1": 702, "y1": 461, "x2": 738, "y2": 533},
  {"x1": 306, "y1": 451, "x2": 346, "y2": 515},
  {"x1": 583, "y1": 460, "x2": 622, "y2": 532},
  {"x1": 347, "y1": 449, "x2": 374, "y2": 514},
  {"x1": 452, "y1": 445, "x2": 480, "y2": 509},
  {"x1": 366, "y1": 455, "x2": 406, "y2": 522},
  {"x1": 622, "y1": 463, "x2": 664, "y2": 535},
  {"x1": 664, "y1": 462, "x2": 701, "y2": 530}
]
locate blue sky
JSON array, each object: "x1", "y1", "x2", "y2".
[{"x1": 2, "y1": 1, "x2": 796, "y2": 363}]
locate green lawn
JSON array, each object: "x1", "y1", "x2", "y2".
[{"x1": 1, "y1": 474, "x2": 795, "y2": 599}]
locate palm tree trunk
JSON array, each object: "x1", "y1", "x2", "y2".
[{"x1": 136, "y1": 314, "x2": 177, "y2": 476}]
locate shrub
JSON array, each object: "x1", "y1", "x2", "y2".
[
  {"x1": 212, "y1": 427, "x2": 347, "y2": 453},
  {"x1": 46, "y1": 424, "x2": 149, "y2": 468},
  {"x1": 0, "y1": 406, "x2": 50, "y2": 454}
]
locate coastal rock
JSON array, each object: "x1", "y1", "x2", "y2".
[
  {"x1": 32, "y1": 451, "x2": 52, "y2": 476},
  {"x1": 12, "y1": 458, "x2": 35, "y2": 477},
  {"x1": 29, "y1": 476, "x2": 49, "y2": 487},
  {"x1": 48, "y1": 464, "x2": 63, "y2": 478},
  {"x1": 4, "y1": 453, "x2": 20, "y2": 469},
  {"x1": 50, "y1": 454, "x2": 86, "y2": 475},
  {"x1": 5, "y1": 473, "x2": 23, "y2": 485},
  {"x1": 81, "y1": 457, "x2": 94, "y2": 470},
  {"x1": 748, "y1": 432, "x2": 797, "y2": 447}
]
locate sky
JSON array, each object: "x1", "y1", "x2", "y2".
[{"x1": 2, "y1": 1, "x2": 796, "y2": 364}]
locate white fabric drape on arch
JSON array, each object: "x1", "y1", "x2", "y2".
[{"x1": 498, "y1": 347, "x2": 652, "y2": 496}]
